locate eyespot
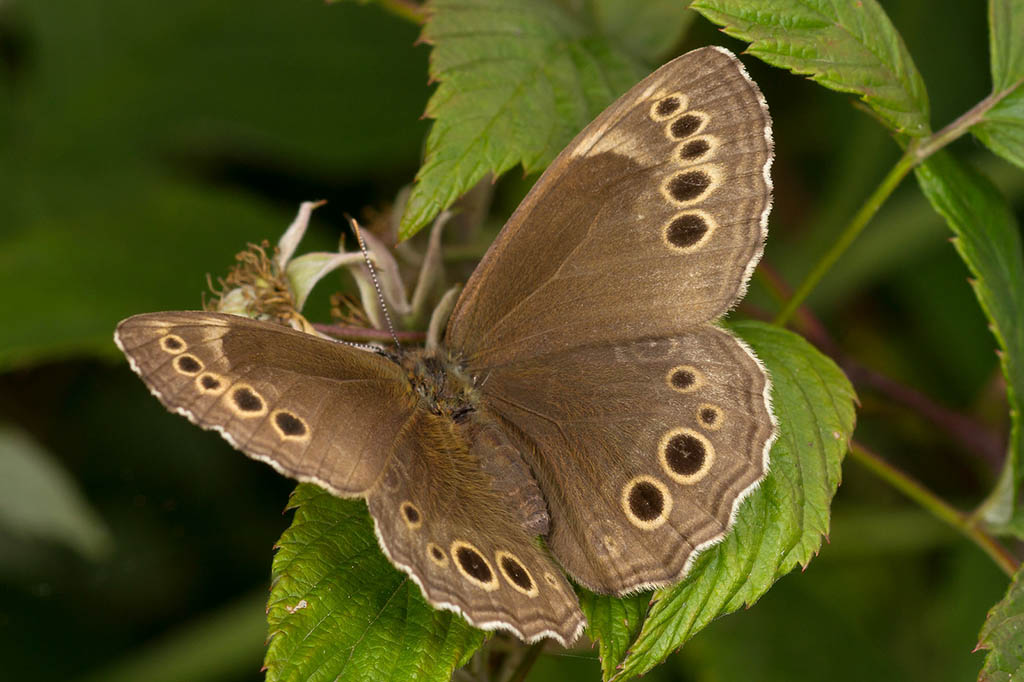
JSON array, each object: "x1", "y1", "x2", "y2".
[
  {"x1": 496, "y1": 550, "x2": 538, "y2": 597},
  {"x1": 661, "y1": 165, "x2": 720, "y2": 205},
  {"x1": 427, "y1": 543, "x2": 448, "y2": 567},
  {"x1": 621, "y1": 475, "x2": 672, "y2": 529},
  {"x1": 698, "y1": 404, "x2": 724, "y2": 431},
  {"x1": 667, "y1": 365, "x2": 704, "y2": 393},
  {"x1": 160, "y1": 335, "x2": 187, "y2": 354},
  {"x1": 666, "y1": 111, "x2": 708, "y2": 139},
  {"x1": 659, "y1": 428, "x2": 715, "y2": 484},
  {"x1": 229, "y1": 385, "x2": 266, "y2": 416},
  {"x1": 451, "y1": 541, "x2": 499, "y2": 591},
  {"x1": 272, "y1": 409, "x2": 309, "y2": 440},
  {"x1": 196, "y1": 373, "x2": 225, "y2": 394},
  {"x1": 174, "y1": 354, "x2": 203, "y2": 375},
  {"x1": 662, "y1": 211, "x2": 716, "y2": 253},
  {"x1": 650, "y1": 92, "x2": 688, "y2": 121},
  {"x1": 400, "y1": 501, "x2": 422, "y2": 530}
]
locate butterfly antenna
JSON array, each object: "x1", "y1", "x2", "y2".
[{"x1": 349, "y1": 217, "x2": 403, "y2": 355}]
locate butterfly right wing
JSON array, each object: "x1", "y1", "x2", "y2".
[{"x1": 115, "y1": 311, "x2": 416, "y2": 496}]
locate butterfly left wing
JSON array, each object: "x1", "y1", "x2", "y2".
[
  {"x1": 364, "y1": 409, "x2": 585, "y2": 644},
  {"x1": 114, "y1": 311, "x2": 417, "y2": 496}
]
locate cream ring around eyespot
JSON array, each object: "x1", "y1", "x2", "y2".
[
  {"x1": 271, "y1": 409, "x2": 310, "y2": 442},
  {"x1": 495, "y1": 550, "x2": 539, "y2": 598},
  {"x1": 659, "y1": 427, "x2": 715, "y2": 484},
  {"x1": 666, "y1": 365, "x2": 705, "y2": 393},
  {"x1": 399, "y1": 501, "x2": 423, "y2": 530},
  {"x1": 620, "y1": 475, "x2": 673, "y2": 530},
  {"x1": 450, "y1": 540, "x2": 500, "y2": 591},
  {"x1": 649, "y1": 91, "x2": 689, "y2": 121},
  {"x1": 427, "y1": 543, "x2": 448, "y2": 567},
  {"x1": 661, "y1": 210, "x2": 717, "y2": 254},
  {"x1": 675, "y1": 134, "x2": 720, "y2": 164},
  {"x1": 195, "y1": 372, "x2": 227, "y2": 395},
  {"x1": 173, "y1": 353, "x2": 204, "y2": 376},
  {"x1": 159, "y1": 334, "x2": 187, "y2": 354},
  {"x1": 664, "y1": 109, "x2": 709, "y2": 141},
  {"x1": 226, "y1": 384, "x2": 268, "y2": 418},
  {"x1": 697, "y1": 403, "x2": 724, "y2": 431},
  {"x1": 660, "y1": 164, "x2": 722, "y2": 207}
]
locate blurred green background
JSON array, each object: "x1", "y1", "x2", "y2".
[{"x1": 1, "y1": 1, "x2": 1021, "y2": 680}]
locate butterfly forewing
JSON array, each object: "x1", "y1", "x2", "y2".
[
  {"x1": 447, "y1": 47, "x2": 772, "y2": 369},
  {"x1": 115, "y1": 312, "x2": 415, "y2": 496}
]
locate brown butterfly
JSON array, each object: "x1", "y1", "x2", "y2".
[{"x1": 115, "y1": 46, "x2": 775, "y2": 645}]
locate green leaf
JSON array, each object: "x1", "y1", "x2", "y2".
[
  {"x1": 0, "y1": 424, "x2": 113, "y2": 560},
  {"x1": 692, "y1": 0, "x2": 931, "y2": 136},
  {"x1": 399, "y1": 0, "x2": 645, "y2": 238},
  {"x1": 913, "y1": 152, "x2": 1024, "y2": 531},
  {"x1": 265, "y1": 485, "x2": 485, "y2": 682},
  {"x1": 972, "y1": 0, "x2": 1024, "y2": 170},
  {"x1": 973, "y1": 88, "x2": 1024, "y2": 172},
  {"x1": 591, "y1": 0, "x2": 695, "y2": 64},
  {"x1": 614, "y1": 322, "x2": 856, "y2": 680},
  {"x1": 578, "y1": 590, "x2": 650, "y2": 681},
  {"x1": 989, "y1": 0, "x2": 1024, "y2": 91},
  {"x1": 978, "y1": 564, "x2": 1024, "y2": 681}
]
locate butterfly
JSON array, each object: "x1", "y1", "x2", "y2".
[{"x1": 115, "y1": 46, "x2": 775, "y2": 645}]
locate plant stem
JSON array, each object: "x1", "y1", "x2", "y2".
[
  {"x1": 375, "y1": 0, "x2": 428, "y2": 25},
  {"x1": 773, "y1": 152, "x2": 916, "y2": 326},
  {"x1": 506, "y1": 641, "x2": 545, "y2": 682},
  {"x1": 773, "y1": 77, "x2": 1023, "y2": 327},
  {"x1": 848, "y1": 441, "x2": 1019, "y2": 577}
]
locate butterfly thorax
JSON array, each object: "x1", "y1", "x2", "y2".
[
  {"x1": 400, "y1": 347, "x2": 550, "y2": 536},
  {"x1": 401, "y1": 348, "x2": 480, "y2": 422}
]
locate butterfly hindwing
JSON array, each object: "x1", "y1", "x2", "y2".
[
  {"x1": 365, "y1": 410, "x2": 584, "y2": 644},
  {"x1": 480, "y1": 325, "x2": 775, "y2": 592}
]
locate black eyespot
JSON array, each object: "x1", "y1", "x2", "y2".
[
  {"x1": 667, "y1": 171, "x2": 711, "y2": 202},
  {"x1": 200, "y1": 375, "x2": 221, "y2": 390},
  {"x1": 456, "y1": 546, "x2": 493, "y2": 583},
  {"x1": 402, "y1": 502, "x2": 421, "y2": 524},
  {"x1": 175, "y1": 355, "x2": 202, "y2": 374},
  {"x1": 671, "y1": 368, "x2": 695, "y2": 389},
  {"x1": 666, "y1": 214, "x2": 708, "y2": 248},
  {"x1": 670, "y1": 114, "x2": 702, "y2": 138},
  {"x1": 655, "y1": 97, "x2": 681, "y2": 117},
  {"x1": 162, "y1": 336, "x2": 183, "y2": 350},
  {"x1": 665, "y1": 433, "x2": 706, "y2": 476},
  {"x1": 431, "y1": 545, "x2": 445, "y2": 561},
  {"x1": 232, "y1": 387, "x2": 263, "y2": 412},
  {"x1": 680, "y1": 138, "x2": 710, "y2": 160},
  {"x1": 628, "y1": 481, "x2": 664, "y2": 521},
  {"x1": 700, "y1": 408, "x2": 718, "y2": 425},
  {"x1": 275, "y1": 411, "x2": 306, "y2": 436},
  {"x1": 501, "y1": 555, "x2": 533, "y2": 590}
]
